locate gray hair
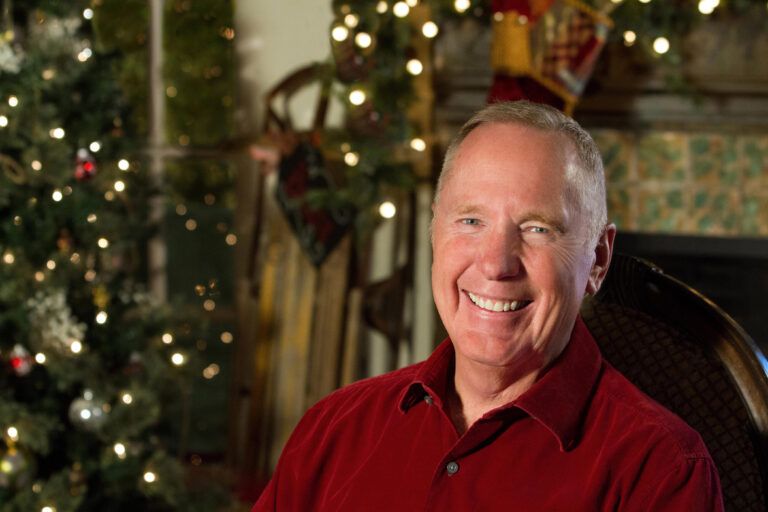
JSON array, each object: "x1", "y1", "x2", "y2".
[{"x1": 435, "y1": 100, "x2": 607, "y2": 245}]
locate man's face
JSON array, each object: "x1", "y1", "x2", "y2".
[{"x1": 432, "y1": 122, "x2": 605, "y2": 374}]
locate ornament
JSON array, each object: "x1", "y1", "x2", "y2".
[
  {"x1": 26, "y1": 289, "x2": 87, "y2": 356},
  {"x1": 0, "y1": 446, "x2": 32, "y2": 489},
  {"x1": 74, "y1": 148, "x2": 97, "y2": 181},
  {"x1": 9, "y1": 344, "x2": 33, "y2": 376},
  {"x1": 68, "y1": 390, "x2": 109, "y2": 431}
]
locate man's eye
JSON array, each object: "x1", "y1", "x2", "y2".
[
  {"x1": 527, "y1": 226, "x2": 549, "y2": 234},
  {"x1": 460, "y1": 218, "x2": 480, "y2": 225}
]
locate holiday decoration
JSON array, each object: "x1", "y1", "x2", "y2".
[
  {"x1": 0, "y1": 447, "x2": 32, "y2": 489},
  {"x1": 9, "y1": 344, "x2": 33, "y2": 376},
  {"x1": 26, "y1": 289, "x2": 87, "y2": 356},
  {"x1": 74, "y1": 148, "x2": 97, "y2": 181},
  {"x1": 68, "y1": 390, "x2": 109, "y2": 432},
  {"x1": 488, "y1": 0, "x2": 614, "y2": 114}
]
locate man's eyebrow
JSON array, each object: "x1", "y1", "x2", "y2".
[
  {"x1": 454, "y1": 204, "x2": 485, "y2": 216},
  {"x1": 520, "y1": 213, "x2": 567, "y2": 233}
]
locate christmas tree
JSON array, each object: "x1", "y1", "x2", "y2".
[{"x1": 0, "y1": 1, "x2": 235, "y2": 510}]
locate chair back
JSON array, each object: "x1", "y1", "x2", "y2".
[{"x1": 581, "y1": 253, "x2": 768, "y2": 511}]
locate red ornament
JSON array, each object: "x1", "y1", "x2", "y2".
[
  {"x1": 9, "y1": 344, "x2": 33, "y2": 376},
  {"x1": 75, "y1": 149, "x2": 97, "y2": 181}
]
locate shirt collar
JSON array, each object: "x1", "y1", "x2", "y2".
[{"x1": 398, "y1": 316, "x2": 602, "y2": 451}]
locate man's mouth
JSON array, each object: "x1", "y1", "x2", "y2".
[{"x1": 467, "y1": 292, "x2": 531, "y2": 312}]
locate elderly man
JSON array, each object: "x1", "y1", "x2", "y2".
[{"x1": 253, "y1": 101, "x2": 723, "y2": 511}]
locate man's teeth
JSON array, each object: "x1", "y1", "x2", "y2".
[{"x1": 467, "y1": 292, "x2": 526, "y2": 312}]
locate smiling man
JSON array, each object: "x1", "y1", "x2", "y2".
[{"x1": 253, "y1": 101, "x2": 724, "y2": 511}]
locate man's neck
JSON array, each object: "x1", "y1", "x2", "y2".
[{"x1": 447, "y1": 357, "x2": 543, "y2": 436}]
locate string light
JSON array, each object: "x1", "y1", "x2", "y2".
[
  {"x1": 0, "y1": 115, "x2": 8, "y2": 128},
  {"x1": 104, "y1": 191, "x2": 115, "y2": 201},
  {"x1": 331, "y1": 25, "x2": 349, "y2": 42},
  {"x1": 171, "y1": 352, "x2": 186, "y2": 366},
  {"x1": 393, "y1": 1, "x2": 410, "y2": 17},
  {"x1": 220, "y1": 331, "x2": 233, "y2": 344},
  {"x1": 97, "y1": 237, "x2": 109, "y2": 249},
  {"x1": 454, "y1": 0, "x2": 470, "y2": 13},
  {"x1": 376, "y1": 1, "x2": 388, "y2": 13},
  {"x1": 225, "y1": 233, "x2": 237, "y2": 246},
  {"x1": 87, "y1": 213, "x2": 97, "y2": 223},
  {"x1": 50, "y1": 127, "x2": 65, "y2": 139},
  {"x1": 344, "y1": 14, "x2": 360, "y2": 28},
  {"x1": 7, "y1": 96, "x2": 18, "y2": 107},
  {"x1": 175, "y1": 204, "x2": 187, "y2": 215},
  {"x1": 77, "y1": 48, "x2": 92, "y2": 62},
  {"x1": 46, "y1": 260, "x2": 56, "y2": 270},
  {"x1": 344, "y1": 152, "x2": 360, "y2": 166},
  {"x1": 623, "y1": 31, "x2": 637, "y2": 46},
  {"x1": 185, "y1": 219, "x2": 197, "y2": 231},
  {"x1": 95, "y1": 311, "x2": 108, "y2": 324},
  {"x1": 118, "y1": 159, "x2": 130, "y2": 171},
  {"x1": 355, "y1": 32, "x2": 372, "y2": 49},
  {"x1": 203, "y1": 299, "x2": 216, "y2": 311},
  {"x1": 89, "y1": 141, "x2": 101, "y2": 152},
  {"x1": 2, "y1": 252, "x2": 14, "y2": 264},
  {"x1": 162, "y1": 333, "x2": 174, "y2": 344},
  {"x1": 121, "y1": 393, "x2": 133, "y2": 405},
  {"x1": 35, "y1": 353, "x2": 46, "y2": 364},
  {"x1": 653, "y1": 36, "x2": 670, "y2": 54},
  {"x1": 41, "y1": 507, "x2": 56, "y2": 512},
  {"x1": 6, "y1": 426, "x2": 19, "y2": 441},
  {"x1": 114, "y1": 443, "x2": 127, "y2": 459},
  {"x1": 70, "y1": 340, "x2": 83, "y2": 354},
  {"x1": 349, "y1": 89, "x2": 366, "y2": 105},
  {"x1": 379, "y1": 201, "x2": 397, "y2": 219},
  {"x1": 406, "y1": 59, "x2": 423, "y2": 75},
  {"x1": 34, "y1": 272, "x2": 45, "y2": 282},
  {"x1": 422, "y1": 21, "x2": 439, "y2": 38},
  {"x1": 84, "y1": 270, "x2": 97, "y2": 282},
  {"x1": 52, "y1": 190, "x2": 63, "y2": 202},
  {"x1": 406, "y1": 0, "x2": 418, "y2": 6},
  {"x1": 114, "y1": 180, "x2": 125, "y2": 192},
  {"x1": 31, "y1": 160, "x2": 42, "y2": 171},
  {"x1": 202, "y1": 363, "x2": 220, "y2": 379},
  {"x1": 143, "y1": 471, "x2": 157, "y2": 483},
  {"x1": 410, "y1": 138, "x2": 427, "y2": 151},
  {"x1": 83, "y1": 8, "x2": 94, "y2": 19},
  {"x1": 698, "y1": 0, "x2": 719, "y2": 14},
  {"x1": 638, "y1": 0, "x2": 651, "y2": 3}
]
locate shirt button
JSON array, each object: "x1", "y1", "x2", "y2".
[
  {"x1": 424, "y1": 395, "x2": 433, "y2": 405},
  {"x1": 446, "y1": 461, "x2": 459, "y2": 475}
]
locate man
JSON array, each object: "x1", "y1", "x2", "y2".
[{"x1": 253, "y1": 101, "x2": 724, "y2": 511}]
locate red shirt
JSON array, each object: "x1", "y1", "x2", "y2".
[{"x1": 253, "y1": 318, "x2": 723, "y2": 511}]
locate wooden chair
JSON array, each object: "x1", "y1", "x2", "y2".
[{"x1": 581, "y1": 253, "x2": 768, "y2": 511}]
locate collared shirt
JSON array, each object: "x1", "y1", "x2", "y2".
[{"x1": 253, "y1": 318, "x2": 724, "y2": 511}]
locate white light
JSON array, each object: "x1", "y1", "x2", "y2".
[
  {"x1": 114, "y1": 443, "x2": 126, "y2": 457},
  {"x1": 97, "y1": 238, "x2": 109, "y2": 249},
  {"x1": 46, "y1": 260, "x2": 56, "y2": 270},
  {"x1": 77, "y1": 48, "x2": 93, "y2": 62},
  {"x1": 80, "y1": 409, "x2": 91, "y2": 420},
  {"x1": 698, "y1": 0, "x2": 719, "y2": 14},
  {"x1": 118, "y1": 159, "x2": 130, "y2": 171},
  {"x1": 220, "y1": 331, "x2": 234, "y2": 344},
  {"x1": 171, "y1": 352, "x2": 186, "y2": 366},
  {"x1": 35, "y1": 353, "x2": 46, "y2": 364},
  {"x1": 376, "y1": 1, "x2": 388, "y2": 13},
  {"x1": 349, "y1": 89, "x2": 366, "y2": 105},
  {"x1": 653, "y1": 36, "x2": 670, "y2": 55},
  {"x1": 0, "y1": 115, "x2": 8, "y2": 127},
  {"x1": 83, "y1": 390, "x2": 93, "y2": 400},
  {"x1": 422, "y1": 21, "x2": 439, "y2": 38},
  {"x1": 331, "y1": 25, "x2": 349, "y2": 42},
  {"x1": 406, "y1": 0, "x2": 418, "y2": 6},
  {"x1": 2, "y1": 252, "x2": 14, "y2": 264},
  {"x1": 393, "y1": 1, "x2": 410, "y2": 17},
  {"x1": 95, "y1": 311, "x2": 108, "y2": 324},
  {"x1": 355, "y1": 32, "x2": 372, "y2": 48},
  {"x1": 41, "y1": 507, "x2": 56, "y2": 512},
  {"x1": 610, "y1": 0, "x2": 623, "y2": 3},
  {"x1": 344, "y1": 13, "x2": 359, "y2": 28},
  {"x1": 52, "y1": 190, "x2": 63, "y2": 202},
  {"x1": 410, "y1": 138, "x2": 427, "y2": 151},
  {"x1": 406, "y1": 59, "x2": 423, "y2": 75},
  {"x1": 114, "y1": 180, "x2": 125, "y2": 192},
  {"x1": 638, "y1": 0, "x2": 651, "y2": 3},
  {"x1": 6, "y1": 426, "x2": 18, "y2": 441},
  {"x1": 7, "y1": 96, "x2": 18, "y2": 107},
  {"x1": 162, "y1": 333, "x2": 174, "y2": 344},
  {"x1": 143, "y1": 471, "x2": 156, "y2": 483},
  {"x1": 83, "y1": 8, "x2": 94, "y2": 19},
  {"x1": 70, "y1": 340, "x2": 83, "y2": 354},
  {"x1": 87, "y1": 213, "x2": 97, "y2": 223},
  {"x1": 50, "y1": 127, "x2": 65, "y2": 139},
  {"x1": 623, "y1": 31, "x2": 637, "y2": 45},
  {"x1": 379, "y1": 201, "x2": 397, "y2": 219},
  {"x1": 454, "y1": 0, "x2": 471, "y2": 13},
  {"x1": 121, "y1": 393, "x2": 133, "y2": 405},
  {"x1": 31, "y1": 160, "x2": 42, "y2": 171},
  {"x1": 344, "y1": 152, "x2": 360, "y2": 166},
  {"x1": 89, "y1": 141, "x2": 101, "y2": 152}
]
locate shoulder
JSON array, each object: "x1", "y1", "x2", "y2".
[{"x1": 592, "y1": 361, "x2": 712, "y2": 460}]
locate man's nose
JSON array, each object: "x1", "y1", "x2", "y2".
[{"x1": 477, "y1": 228, "x2": 522, "y2": 280}]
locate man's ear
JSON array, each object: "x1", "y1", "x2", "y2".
[{"x1": 586, "y1": 223, "x2": 616, "y2": 295}]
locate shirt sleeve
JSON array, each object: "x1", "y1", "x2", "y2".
[{"x1": 636, "y1": 457, "x2": 724, "y2": 512}]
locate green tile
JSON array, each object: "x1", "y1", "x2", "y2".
[
  {"x1": 637, "y1": 133, "x2": 686, "y2": 182},
  {"x1": 592, "y1": 130, "x2": 631, "y2": 183}
]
